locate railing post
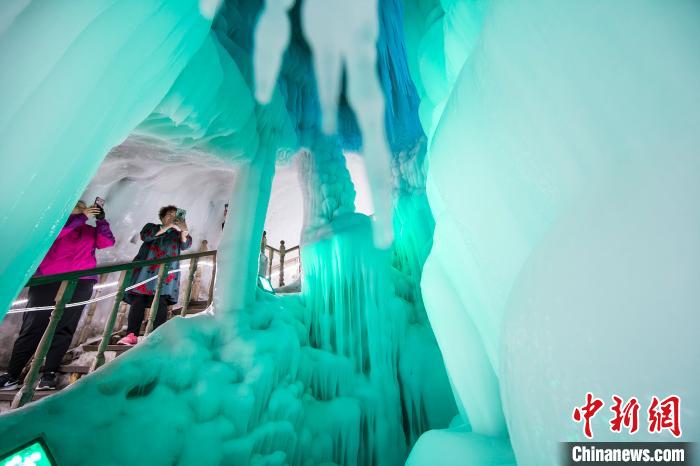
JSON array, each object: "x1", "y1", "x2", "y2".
[
  {"x1": 77, "y1": 273, "x2": 109, "y2": 345},
  {"x1": 180, "y1": 257, "x2": 198, "y2": 317},
  {"x1": 91, "y1": 270, "x2": 132, "y2": 371},
  {"x1": 115, "y1": 302, "x2": 128, "y2": 331},
  {"x1": 267, "y1": 247, "x2": 274, "y2": 279},
  {"x1": 191, "y1": 240, "x2": 208, "y2": 302},
  {"x1": 279, "y1": 240, "x2": 286, "y2": 287},
  {"x1": 12, "y1": 280, "x2": 77, "y2": 409},
  {"x1": 207, "y1": 252, "x2": 216, "y2": 307},
  {"x1": 144, "y1": 264, "x2": 168, "y2": 336}
]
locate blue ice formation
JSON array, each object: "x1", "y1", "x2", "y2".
[{"x1": 0, "y1": 0, "x2": 699, "y2": 465}]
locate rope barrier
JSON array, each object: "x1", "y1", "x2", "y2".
[{"x1": 7, "y1": 268, "x2": 185, "y2": 315}]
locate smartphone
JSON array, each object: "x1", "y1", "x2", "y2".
[
  {"x1": 176, "y1": 208, "x2": 186, "y2": 220},
  {"x1": 94, "y1": 196, "x2": 105, "y2": 208}
]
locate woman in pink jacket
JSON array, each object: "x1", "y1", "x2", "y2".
[{"x1": 0, "y1": 200, "x2": 115, "y2": 391}]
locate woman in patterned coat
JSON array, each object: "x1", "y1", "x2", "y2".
[{"x1": 118, "y1": 205, "x2": 192, "y2": 345}]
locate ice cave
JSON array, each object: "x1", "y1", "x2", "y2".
[{"x1": 0, "y1": 0, "x2": 698, "y2": 465}]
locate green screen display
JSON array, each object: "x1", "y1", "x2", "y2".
[{"x1": 0, "y1": 439, "x2": 55, "y2": 466}]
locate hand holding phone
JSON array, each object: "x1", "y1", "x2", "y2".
[{"x1": 93, "y1": 196, "x2": 105, "y2": 220}]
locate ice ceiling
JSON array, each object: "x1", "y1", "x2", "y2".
[{"x1": 0, "y1": 0, "x2": 698, "y2": 465}]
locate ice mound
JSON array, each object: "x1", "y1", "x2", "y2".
[
  {"x1": 0, "y1": 296, "x2": 332, "y2": 465},
  {"x1": 0, "y1": 300, "x2": 286, "y2": 465},
  {"x1": 406, "y1": 428, "x2": 514, "y2": 466}
]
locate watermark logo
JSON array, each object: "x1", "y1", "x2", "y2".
[
  {"x1": 572, "y1": 393, "x2": 681, "y2": 439},
  {"x1": 567, "y1": 393, "x2": 690, "y2": 465}
]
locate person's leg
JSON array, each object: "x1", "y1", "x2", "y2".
[
  {"x1": 43, "y1": 280, "x2": 95, "y2": 373},
  {"x1": 126, "y1": 294, "x2": 148, "y2": 335},
  {"x1": 5, "y1": 283, "x2": 60, "y2": 378},
  {"x1": 153, "y1": 296, "x2": 169, "y2": 330}
]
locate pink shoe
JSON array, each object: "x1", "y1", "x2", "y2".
[{"x1": 117, "y1": 333, "x2": 138, "y2": 345}]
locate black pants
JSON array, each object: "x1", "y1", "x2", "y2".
[
  {"x1": 126, "y1": 294, "x2": 168, "y2": 335},
  {"x1": 7, "y1": 280, "x2": 95, "y2": 377}
]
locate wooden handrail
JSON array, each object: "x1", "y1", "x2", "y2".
[
  {"x1": 25, "y1": 250, "x2": 217, "y2": 287},
  {"x1": 261, "y1": 241, "x2": 300, "y2": 287},
  {"x1": 9, "y1": 249, "x2": 218, "y2": 408},
  {"x1": 264, "y1": 244, "x2": 299, "y2": 255}
]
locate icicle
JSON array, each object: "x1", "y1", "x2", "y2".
[{"x1": 253, "y1": 0, "x2": 295, "y2": 104}]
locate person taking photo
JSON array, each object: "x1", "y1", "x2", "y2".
[
  {"x1": 119, "y1": 205, "x2": 192, "y2": 345},
  {"x1": 0, "y1": 199, "x2": 115, "y2": 391}
]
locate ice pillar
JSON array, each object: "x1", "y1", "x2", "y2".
[{"x1": 215, "y1": 117, "x2": 277, "y2": 315}]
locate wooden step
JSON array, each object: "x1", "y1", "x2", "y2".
[
  {"x1": 0, "y1": 389, "x2": 56, "y2": 402},
  {"x1": 82, "y1": 344, "x2": 132, "y2": 353},
  {"x1": 57, "y1": 364, "x2": 90, "y2": 374},
  {"x1": 0, "y1": 366, "x2": 93, "y2": 404},
  {"x1": 171, "y1": 301, "x2": 209, "y2": 316},
  {"x1": 39, "y1": 364, "x2": 91, "y2": 374}
]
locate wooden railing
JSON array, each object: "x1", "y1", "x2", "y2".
[
  {"x1": 7, "y1": 248, "x2": 217, "y2": 409},
  {"x1": 5, "y1": 234, "x2": 300, "y2": 408},
  {"x1": 260, "y1": 233, "x2": 300, "y2": 287}
]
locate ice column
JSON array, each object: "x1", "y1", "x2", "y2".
[{"x1": 214, "y1": 107, "x2": 284, "y2": 314}]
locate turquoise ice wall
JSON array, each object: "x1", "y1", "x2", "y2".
[{"x1": 404, "y1": 0, "x2": 700, "y2": 464}]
